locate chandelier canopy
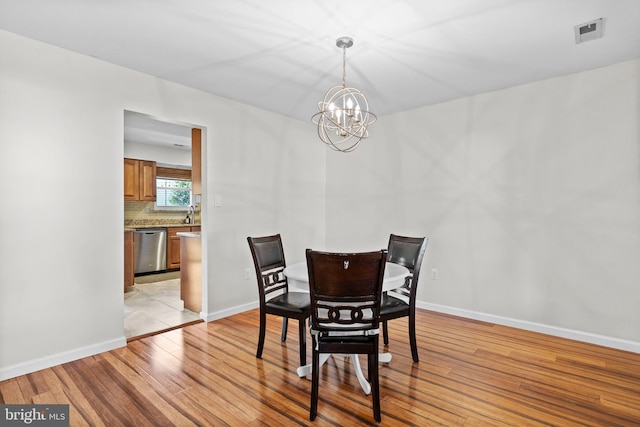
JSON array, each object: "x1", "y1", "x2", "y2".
[{"x1": 312, "y1": 37, "x2": 377, "y2": 153}]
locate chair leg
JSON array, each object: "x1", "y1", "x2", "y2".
[
  {"x1": 310, "y1": 340, "x2": 320, "y2": 421},
  {"x1": 369, "y1": 350, "x2": 381, "y2": 422},
  {"x1": 281, "y1": 317, "x2": 288, "y2": 341},
  {"x1": 298, "y1": 318, "x2": 306, "y2": 366},
  {"x1": 409, "y1": 313, "x2": 419, "y2": 362},
  {"x1": 256, "y1": 311, "x2": 266, "y2": 359},
  {"x1": 382, "y1": 320, "x2": 389, "y2": 345}
]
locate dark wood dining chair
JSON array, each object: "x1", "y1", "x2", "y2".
[
  {"x1": 380, "y1": 234, "x2": 428, "y2": 362},
  {"x1": 247, "y1": 234, "x2": 311, "y2": 366},
  {"x1": 306, "y1": 248, "x2": 388, "y2": 422}
]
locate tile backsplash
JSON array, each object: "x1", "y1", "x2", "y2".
[{"x1": 124, "y1": 201, "x2": 200, "y2": 227}]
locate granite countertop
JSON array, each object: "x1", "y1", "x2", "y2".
[{"x1": 125, "y1": 222, "x2": 201, "y2": 230}]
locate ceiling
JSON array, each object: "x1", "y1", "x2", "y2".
[
  {"x1": 124, "y1": 111, "x2": 193, "y2": 149},
  {"x1": 2, "y1": 0, "x2": 639, "y2": 144}
]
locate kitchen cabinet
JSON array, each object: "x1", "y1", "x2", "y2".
[
  {"x1": 167, "y1": 226, "x2": 200, "y2": 270},
  {"x1": 167, "y1": 227, "x2": 190, "y2": 270},
  {"x1": 124, "y1": 159, "x2": 140, "y2": 200},
  {"x1": 124, "y1": 158, "x2": 156, "y2": 201},
  {"x1": 139, "y1": 160, "x2": 156, "y2": 201},
  {"x1": 124, "y1": 230, "x2": 134, "y2": 291}
]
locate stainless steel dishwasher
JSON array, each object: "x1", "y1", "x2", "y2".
[{"x1": 134, "y1": 228, "x2": 167, "y2": 274}]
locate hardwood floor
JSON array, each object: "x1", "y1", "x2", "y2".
[{"x1": 1, "y1": 308, "x2": 639, "y2": 426}]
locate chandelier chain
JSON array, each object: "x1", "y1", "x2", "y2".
[{"x1": 342, "y1": 44, "x2": 347, "y2": 88}]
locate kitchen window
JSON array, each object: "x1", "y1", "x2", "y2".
[{"x1": 155, "y1": 166, "x2": 192, "y2": 209}]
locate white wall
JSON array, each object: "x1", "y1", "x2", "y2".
[
  {"x1": 0, "y1": 30, "x2": 326, "y2": 380},
  {"x1": 326, "y1": 59, "x2": 640, "y2": 350}
]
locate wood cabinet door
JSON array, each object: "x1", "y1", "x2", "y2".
[
  {"x1": 124, "y1": 230, "x2": 134, "y2": 290},
  {"x1": 167, "y1": 227, "x2": 190, "y2": 270},
  {"x1": 139, "y1": 160, "x2": 156, "y2": 201},
  {"x1": 124, "y1": 158, "x2": 140, "y2": 201}
]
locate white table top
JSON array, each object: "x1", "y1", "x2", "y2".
[{"x1": 283, "y1": 261, "x2": 410, "y2": 292}]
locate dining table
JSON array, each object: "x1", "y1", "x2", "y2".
[{"x1": 283, "y1": 260, "x2": 410, "y2": 395}]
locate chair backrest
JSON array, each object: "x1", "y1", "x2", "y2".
[
  {"x1": 306, "y1": 249, "x2": 387, "y2": 335},
  {"x1": 247, "y1": 234, "x2": 288, "y2": 304},
  {"x1": 387, "y1": 234, "x2": 428, "y2": 299}
]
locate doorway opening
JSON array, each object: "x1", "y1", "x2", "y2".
[{"x1": 123, "y1": 110, "x2": 204, "y2": 340}]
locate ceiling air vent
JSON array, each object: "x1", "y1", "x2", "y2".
[{"x1": 574, "y1": 18, "x2": 604, "y2": 44}]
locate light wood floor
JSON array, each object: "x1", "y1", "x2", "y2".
[{"x1": 1, "y1": 308, "x2": 639, "y2": 426}]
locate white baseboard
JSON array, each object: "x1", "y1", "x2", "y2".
[
  {"x1": 0, "y1": 337, "x2": 126, "y2": 382},
  {"x1": 418, "y1": 301, "x2": 640, "y2": 354},
  {"x1": 202, "y1": 301, "x2": 259, "y2": 322}
]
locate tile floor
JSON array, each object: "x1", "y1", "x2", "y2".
[{"x1": 124, "y1": 273, "x2": 201, "y2": 339}]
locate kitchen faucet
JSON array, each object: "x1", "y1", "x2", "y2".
[{"x1": 187, "y1": 205, "x2": 195, "y2": 224}]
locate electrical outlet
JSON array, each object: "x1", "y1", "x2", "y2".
[
  {"x1": 244, "y1": 268, "x2": 252, "y2": 280},
  {"x1": 430, "y1": 268, "x2": 439, "y2": 280}
]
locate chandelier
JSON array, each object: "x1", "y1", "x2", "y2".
[{"x1": 312, "y1": 36, "x2": 377, "y2": 153}]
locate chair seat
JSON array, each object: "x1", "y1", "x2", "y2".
[
  {"x1": 316, "y1": 336, "x2": 378, "y2": 357},
  {"x1": 266, "y1": 291, "x2": 310, "y2": 314},
  {"x1": 380, "y1": 293, "x2": 410, "y2": 316},
  {"x1": 317, "y1": 335, "x2": 377, "y2": 346}
]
